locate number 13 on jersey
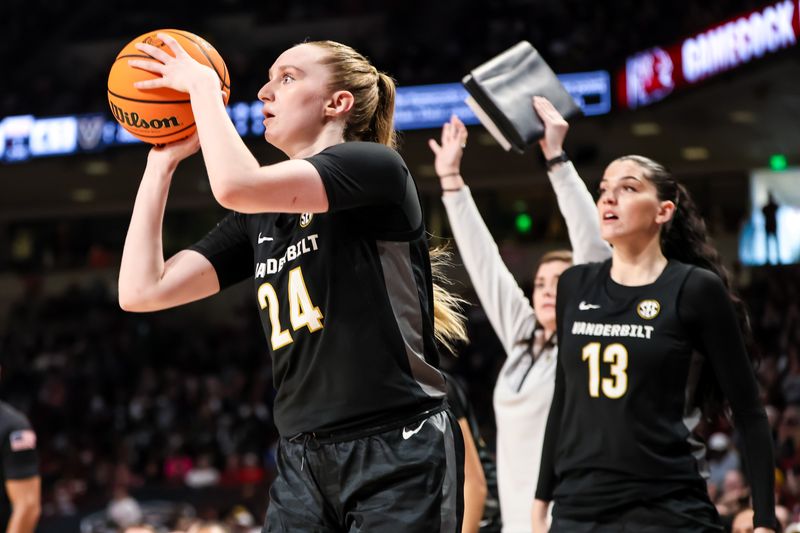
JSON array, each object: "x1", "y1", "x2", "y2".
[
  {"x1": 257, "y1": 266, "x2": 323, "y2": 350},
  {"x1": 582, "y1": 342, "x2": 629, "y2": 399}
]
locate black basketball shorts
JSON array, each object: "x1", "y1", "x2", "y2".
[{"x1": 264, "y1": 408, "x2": 465, "y2": 533}]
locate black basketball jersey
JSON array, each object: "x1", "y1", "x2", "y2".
[
  {"x1": 190, "y1": 142, "x2": 446, "y2": 436},
  {"x1": 536, "y1": 259, "x2": 775, "y2": 528}
]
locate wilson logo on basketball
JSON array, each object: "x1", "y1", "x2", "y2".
[{"x1": 109, "y1": 102, "x2": 181, "y2": 130}]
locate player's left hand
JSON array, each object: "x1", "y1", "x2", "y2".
[
  {"x1": 147, "y1": 132, "x2": 200, "y2": 168},
  {"x1": 129, "y1": 33, "x2": 218, "y2": 94}
]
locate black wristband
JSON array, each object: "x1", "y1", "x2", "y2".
[{"x1": 545, "y1": 151, "x2": 569, "y2": 171}]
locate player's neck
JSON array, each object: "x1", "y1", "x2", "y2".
[
  {"x1": 287, "y1": 124, "x2": 346, "y2": 159},
  {"x1": 609, "y1": 237, "x2": 668, "y2": 287}
]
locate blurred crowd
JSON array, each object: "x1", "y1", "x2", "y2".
[
  {"x1": 0, "y1": 0, "x2": 768, "y2": 118},
  {"x1": 0, "y1": 1, "x2": 795, "y2": 531},
  {"x1": 708, "y1": 264, "x2": 800, "y2": 530},
  {"x1": 0, "y1": 259, "x2": 797, "y2": 531},
  {"x1": 0, "y1": 276, "x2": 274, "y2": 531}
]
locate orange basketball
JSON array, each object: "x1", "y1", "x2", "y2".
[{"x1": 107, "y1": 29, "x2": 231, "y2": 144}]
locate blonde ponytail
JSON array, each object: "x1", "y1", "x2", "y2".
[
  {"x1": 308, "y1": 41, "x2": 397, "y2": 149},
  {"x1": 372, "y1": 72, "x2": 397, "y2": 148},
  {"x1": 429, "y1": 246, "x2": 469, "y2": 354}
]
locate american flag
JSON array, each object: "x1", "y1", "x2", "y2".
[{"x1": 9, "y1": 430, "x2": 36, "y2": 452}]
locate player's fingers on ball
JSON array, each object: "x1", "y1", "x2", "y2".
[
  {"x1": 128, "y1": 59, "x2": 165, "y2": 74},
  {"x1": 157, "y1": 33, "x2": 188, "y2": 56},
  {"x1": 133, "y1": 78, "x2": 166, "y2": 90},
  {"x1": 134, "y1": 42, "x2": 172, "y2": 63}
]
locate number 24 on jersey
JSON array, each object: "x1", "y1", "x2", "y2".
[{"x1": 257, "y1": 266, "x2": 323, "y2": 350}]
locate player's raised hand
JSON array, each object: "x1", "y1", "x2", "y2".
[
  {"x1": 533, "y1": 96, "x2": 569, "y2": 160},
  {"x1": 129, "y1": 32, "x2": 218, "y2": 94}
]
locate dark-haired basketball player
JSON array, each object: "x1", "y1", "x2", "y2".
[
  {"x1": 532, "y1": 156, "x2": 776, "y2": 532},
  {"x1": 430, "y1": 98, "x2": 611, "y2": 533}
]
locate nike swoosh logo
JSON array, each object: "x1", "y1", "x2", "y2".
[
  {"x1": 258, "y1": 233, "x2": 273, "y2": 244},
  {"x1": 402, "y1": 420, "x2": 426, "y2": 440},
  {"x1": 579, "y1": 301, "x2": 601, "y2": 310}
]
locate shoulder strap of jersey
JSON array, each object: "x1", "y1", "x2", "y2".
[
  {"x1": 664, "y1": 259, "x2": 697, "y2": 287},
  {"x1": 555, "y1": 260, "x2": 607, "y2": 346}
]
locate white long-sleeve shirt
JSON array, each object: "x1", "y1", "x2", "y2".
[{"x1": 442, "y1": 161, "x2": 611, "y2": 533}]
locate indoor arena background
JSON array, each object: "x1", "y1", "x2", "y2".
[{"x1": 1, "y1": 1, "x2": 799, "y2": 531}]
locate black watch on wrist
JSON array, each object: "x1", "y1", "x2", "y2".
[{"x1": 545, "y1": 151, "x2": 569, "y2": 170}]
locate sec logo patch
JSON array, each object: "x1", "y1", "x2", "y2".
[
  {"x1": 300, "y1": 213, "x2": 313, "y2": 228},
  {"x1": 637, "y1": 299, "x2": 660, "y2": 320}
]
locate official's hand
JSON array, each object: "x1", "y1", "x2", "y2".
[
  {"x1": 129, "y1": 32, "x2": 218, "y2": 94},
  {"x1": 428, "y1": 115, "x2": 468, "y2": 191},
  {"x1": 533, "y1": 96, "x2": 569, "y2": 160}
]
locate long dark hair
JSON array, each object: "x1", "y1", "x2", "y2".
[{"x1": 615, "y1": 155, "x2": 757, "y2": 420}]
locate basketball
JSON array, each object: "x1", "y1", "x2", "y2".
[{"x1": 107, "y1": 29, "x2": 231, "y2": 144}]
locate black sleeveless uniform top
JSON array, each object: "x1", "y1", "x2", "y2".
[
  {"x1": 190, "y1": 142, "x2": 446, "y2": 437},
  {"x1": 536, "y1": 259, "x2": 775, "y2": 529}
]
